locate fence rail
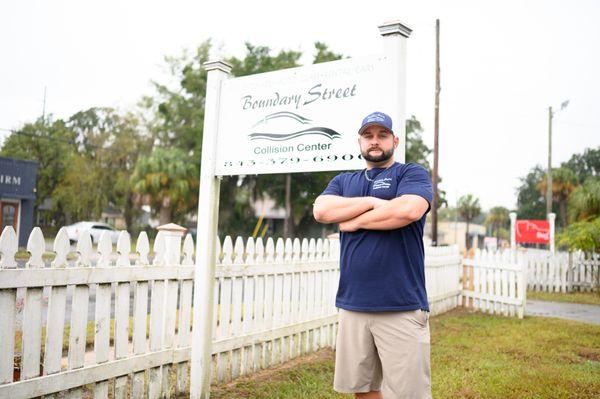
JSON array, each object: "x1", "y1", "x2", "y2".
[
  {"x1": 462, "y1": 249, "x2": 526, "y2": 318},
  {"x1": 0, "y1": 225, "x2": 483, "y2": 397},
  {"x1": 524, "y1": 250, "x2": 599, "y2": 293}
]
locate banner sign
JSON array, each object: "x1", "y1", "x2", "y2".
[
  {"x1": 515, "y1": 220, "x2": 550, "y2": 244},
  {"x1": 214, "y1": 55, "x2": 397, "y2": 175}
]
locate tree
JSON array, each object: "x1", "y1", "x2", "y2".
[
  {"x1": 538, "y1": 166, "x2": 578, "y2": 228},
  {"x1": 405, "y1": 115, "x2": 447, "y2": 209},
  {"x1": 562, "y1": 147, "x2": 600, "y2": 184},
  {"x1": 516, "y1": 165, "x2": 547, "y2": 220},
  {"x1": 568, "y1": 177, "x2": 600, "y2": 223},
  {"x1": 131, "y1": 148, "x2": 199, "y2": 225},
  {"x1": 0, "y1": 117, "x2": 77, "y2": 225},
  {"x1": 458, "y1": 194, "x2": 481, "y2": 248},
  {"x1": 61, "y1": 108, "x2": 152, "y2": 229},
  {"x1": 141, "y1": 41, "x2": 211, "y2": 157},
  {"x1": 557, "y1": 217, "x2": 600, "y2": 253},
  {"x1": 313, "y1": 42, "x2": 344, "y2": 64},
  {"x1": 485, "y1": 206, "x2": 510, "y2": 241}
]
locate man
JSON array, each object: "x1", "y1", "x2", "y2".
[{"x1": 313, "y1": 111, "x2": 433, "y2": 399}]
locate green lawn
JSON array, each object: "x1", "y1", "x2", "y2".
[
  {"x1": 527, "y1": 290, "x2": 600, "y2": 306},
  {"x1": 207, "y1": 308, "x2": 600, "y2": 399}
]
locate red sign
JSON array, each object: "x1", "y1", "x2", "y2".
[{"x1": 515, "y1": 220, "x2": 550, "y2": 244}]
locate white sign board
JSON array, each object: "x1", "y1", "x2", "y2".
[{"x1": 215, "y1": 55, "x2": 399, "y2": 175}]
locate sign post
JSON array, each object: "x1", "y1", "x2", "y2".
[
  {"x1": 548, "y1": 212, "x2": 556, "y2": 254},
  {"x1": 190, "y1": 60, "x2": 231, "y2": 399},
  {"x1": 189, "y1": 21, "x2": 411, "y2": 398}
]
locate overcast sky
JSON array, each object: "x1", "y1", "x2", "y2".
[{"x1": 1, "y1": 0, "x2": 599, "y2": 211}]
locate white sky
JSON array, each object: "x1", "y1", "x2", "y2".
[{"x1": 1, "y1": 0, "x2": 599, "y2": 211}]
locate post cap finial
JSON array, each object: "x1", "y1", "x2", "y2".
[
  {"x1": 378, "y1": 20, "x2": 412, "y2": 38},
  {"x1": 203, "y1": 60, "x2": 232, "y2": 74}
]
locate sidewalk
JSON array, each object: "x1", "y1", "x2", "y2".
[{"x1": 525, "y1": 299, "x2": 600, "y2": 325}]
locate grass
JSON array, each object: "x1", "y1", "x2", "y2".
[
  {"x1": 527, "y1": 290, "x2": 600, "y2": 306},
  {"x1": 205, "y1": 308, "x2": 600, "y2": 399}
]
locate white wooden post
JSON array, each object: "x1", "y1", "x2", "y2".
[
  {"x1": 157, "y1": 223, "x2": 186, "y2": 397},
  {"x1": 190, "y1": 60, "x2": 231, "y2": 399},
  {"x1": 509, "y1": 212, "x2": 517, "y2": 250},
  {"x1": 379, "y1": 20, "x2": 411, "y2": 163},
  {"x1": 548, "y1": 212, "x2": 556, "y2": 254}
]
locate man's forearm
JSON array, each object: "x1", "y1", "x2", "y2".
[
  {"x1": 345, "y1": 206, "x2": 414, "y2": 230},
  {"x1": 313, "y1": 195, "x2": 378, "y2": 224},
  {"x1": 340, "y1": 196, "x2": 427, "y2": 231}
]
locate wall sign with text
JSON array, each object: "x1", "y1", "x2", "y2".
[{"x1": 214, "y1": 55, "x2": 397, "y2": 175}]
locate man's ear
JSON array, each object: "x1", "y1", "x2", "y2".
[{"x1": 393, "y1": 135, "x2": 399, "y2": 148}]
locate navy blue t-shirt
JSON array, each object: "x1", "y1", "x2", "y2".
[{"x1": 320, "y1": 162, "x2": 433, "y2": 312}]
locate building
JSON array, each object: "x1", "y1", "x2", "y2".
[
  {"x1": 0, "y1": 157, "x2": 39, "y2": 246},
  {"x1": 425, "y1": 220, "x2": 486, "y2": 252}
]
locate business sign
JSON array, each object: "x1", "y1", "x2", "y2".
[
  {"x1": 214, "y1": 55, "x2": 397, "y2": 175},
  {"x1": 0, "y1": 156, "x2": 38, "y2": 199},
  {"x1": 515, "y1": 220, "x2": 550, "y2": 244}
]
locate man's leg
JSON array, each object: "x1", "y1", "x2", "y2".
[
  {"x1": 371, "y1": 310, "x2": 432, "y2": 399},
  {"x1": 333, "y1": 310, "x2": 383, "y2": 395}
]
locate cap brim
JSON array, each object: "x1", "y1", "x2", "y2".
[{"x1": 358, "y1": 122, "x2": 393, "y2": 135}]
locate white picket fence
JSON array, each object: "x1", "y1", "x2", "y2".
[
  {"x1": 461, "y1": 249, "x2": 527, "y2": 318},
  {"x1": 0, "y1": 224, "x2": 494, "y2": 397},
  {"x1": 425, "y1": 245, "x2": 462, "y2": 315},
  {"x1": 525, "y1": 249, "x2": 600, "y2": 293}
]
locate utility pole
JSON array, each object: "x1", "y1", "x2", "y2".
[
  {"x1": 546, "y1": 100, "x2": 569, "y2": 216},
  {"x1": 432, "y1": 19, "x2": 441, "y2": 246},
  {"x1": 42, "y1": 86, "x2": 47, "y2": 122},
  {"x1": 546, "y1": 106, "x2": 553, "y2": 216}
]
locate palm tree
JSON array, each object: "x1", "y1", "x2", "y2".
[
  {"x1": 485, "y1": 206, "x2": 510, "y2": 242},
  {"x1": 458, "y1": 194, "x2": 481, "y2": 249},
  {"x1": 131, "y1": 147, "x2": 199, "y2": 225},
  {"x1": 568, "y1": 177, "x2": 600, "y2": 222},
  {"x1": 538, "y1": 166, "x2": 578, "y2": 227}
]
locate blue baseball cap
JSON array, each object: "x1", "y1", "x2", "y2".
[{"x1": 358, "y1": 111, "x2": 393, "y2": 135}]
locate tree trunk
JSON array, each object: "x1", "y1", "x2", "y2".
[
  {"x1": 159, "y1": 197, "x2": 171, "y2": 225},
  {"x1": 465, "y1": 221, "x2": 470, "y2": 250},
  {"x1": 559, "y1": 199, "x2": 567, "y2": 228}
]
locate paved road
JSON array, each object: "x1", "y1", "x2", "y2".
[{"x1": 525, "y1": 299, "x2": 600, "y2": 325}]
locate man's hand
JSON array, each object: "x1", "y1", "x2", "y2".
[
  {"x1": 370, "y1": 197, "x2": 388, "y2": 209},
  {"x1": 339, "y1": 219, "x2": 359, "y2": 232}
]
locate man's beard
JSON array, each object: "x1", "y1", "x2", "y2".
[{"x1": 361, "y1": 147, "x2": 394, "y2": 163}]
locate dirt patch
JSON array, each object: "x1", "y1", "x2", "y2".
[{"x1": 578, "y1": 349, "x2": 600, "y2": 362}]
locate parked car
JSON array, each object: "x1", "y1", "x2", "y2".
[{"x1": 65, "y1": 221, "x2": 121, "y2": 244}]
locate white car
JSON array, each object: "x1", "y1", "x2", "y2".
[{"x1": 65, "y1": 221, "x2": 121, "y2": 244}]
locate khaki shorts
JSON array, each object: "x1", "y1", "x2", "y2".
[{"x1": 334, "y1": 308, "x2": 432, "y2": 399}]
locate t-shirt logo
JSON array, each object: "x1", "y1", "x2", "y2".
[{"x1": 372, "y1": 177, "x2": 392, "y2": 190}]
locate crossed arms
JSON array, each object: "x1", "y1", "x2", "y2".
[{"x1": 313, "y1": 194, "x2": 429, "y2": 232}]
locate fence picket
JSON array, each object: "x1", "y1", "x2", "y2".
[
  {"x1": 43, "y1": 228, "x2": 70, "y2": 398},
  {"x1": 0, "y1": 226, "x2": 18, "y2": 384},
  {"x1": 94, "y1": 232, "x2": 113, "y2": 399}
]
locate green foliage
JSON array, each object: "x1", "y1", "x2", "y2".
[
  {"x1": 557, "y1": 217, "x2": 600, "y2": 252},
  {"x1": 458, "y1": 194, "x2": 481, "y2": 223},
  {"x1": 228, "y1": 43, "x2": 302, "y2": 76},
  {"x1": 0, "y1": 118, "x2": 77, "y2": 224},
  {"x1": 141, "y1": 41, "x2": 211, "y2": 157},
  {"x1": 458, "y1": 194, "x2": 481, "y2": 247},
  {"x1": 563, "y1": 147, "x2": 600, "y2": 184},
  {"x1": 516, "y1": 165, "x2": 549, "y2": 220},
  {"x1": 485, "y1": 206, "x2": 510, "y2": 240},
  {"x1": 312, "y1": 42, "x2": 344, "y2": 64},
  {"x1": 131, "y1": 147, "x2": 199, "y2": 225},
  {"x1": 568, "y1": 177, "x2": 600, "y2": 223}
]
